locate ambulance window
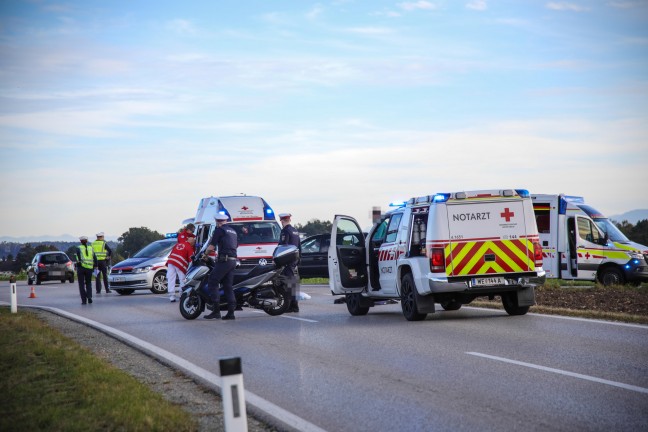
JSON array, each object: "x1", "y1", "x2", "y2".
[
  {"x1": 535, "y1": 213, "x2": 550, "y2": 234},
  {"x1": 409, "y1": 214, "x2": 427, "y2": 257},
  {"x1": 577, "y1": 218, "x2": 603, "y2": 244},
  {"x1": 385, "y1": 213, "x2": 403, "y2": 243}
]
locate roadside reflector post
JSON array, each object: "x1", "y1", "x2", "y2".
[
  {"x1": 9, "y1": 275, "x2": 17, "y2": 313},
  {"x1": 219, "y1": 357, "x2": 248, "y2": 432}
]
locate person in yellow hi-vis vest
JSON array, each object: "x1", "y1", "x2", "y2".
[
  {"x1": 76, "y1": 236, "x2": 97, "y2": 304},
  {"x1": 92, "y1": 232, "x2": 113, "y2": 294}
]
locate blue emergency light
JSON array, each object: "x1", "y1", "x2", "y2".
[
  {"x1": 389, "y1": 201, "x2": 406, "y2": 207},
  {"x1": 515, "y1": 189, "x2": 530, "y2": 198},
  {"x1": 165, "y1": 233, "x2": 178, "y2": 238},
  {"x1": 432, "y1": 193, "x2": 450, "y2": 203}
]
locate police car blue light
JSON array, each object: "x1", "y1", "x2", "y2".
[
  {"x1": 165, "y1": 233, "x2": 178, "y2": 238},
  {"x1": 389, "y1": 201, "x2": 406, "y2": 207}
]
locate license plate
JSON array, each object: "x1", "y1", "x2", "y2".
[
  {"x1": 112, "y1": 277, "x2": 124, "y2": 282},
  {"x1": 50, "y1": 271, "x2": 62, "y2": 276},
  {"x1": 471, "y1": 277, "x2": 506, "y2": 287}
]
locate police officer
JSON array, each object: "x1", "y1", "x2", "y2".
[
  {"x1": 92, "y1": 232, "x2": 113, "y2": 294},
  {"x1": 76, "y1": 236, "x2": 97, "y2": 305},
  {"x1": 204, "y1": 214, "x2": 238, "y2": 320},
  {"x1": 278, "y1": 212, "x2": 301, "y2": 313}
]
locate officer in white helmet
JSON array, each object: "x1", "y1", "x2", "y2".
[{"x1": 203, "y1": 213, "x2": 238, "y2": 320}]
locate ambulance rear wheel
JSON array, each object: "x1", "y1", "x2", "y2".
[
  {"x1": 400, "y1": 273, "x2": 427, "y2": 321},
  {"x1": 501, "y1": 292, "x2": 529, "y2": 316},
  {"x1": 598, "y1": 267, "x2": 624, "y2": 286},
  {"x1": 346, "y1": 293, "x2": 369, "y2": 316}
]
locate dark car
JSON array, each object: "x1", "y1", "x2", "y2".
[
  {"x1": 27, "y1": 251, "x2": 75, "y2": 285},
  {"x1": 299, "y1": 233, "x2": 363, "y2": 279}
]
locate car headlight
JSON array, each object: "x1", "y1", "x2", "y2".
[
  {"x1": 630, "y1": 252, "x2": 644, "y2": 261},
  {"x1": 134, "y1": 266, "x2": 152, "y2": 273}
]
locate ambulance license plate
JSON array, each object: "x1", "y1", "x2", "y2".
[{"x1": 471, "y1": 277, "x2": 506, "y2": 287}]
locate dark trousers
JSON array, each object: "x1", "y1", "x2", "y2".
[
  {"x1": 208, "y1": 260, "x2": 237, "y2": 313},
  {"x1": 77, "y1": 267, "x2": 93, "y2": 303},
  {"x1": 282, "y1": 264, "x2": 300, "y2": 307},
  {"x1": 96, "y1": 260, "x2": 110, "y2": 293}
]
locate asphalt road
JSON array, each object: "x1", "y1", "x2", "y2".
[{"x1": 3, "y1": 281, "x2": 648, "y2": 432}]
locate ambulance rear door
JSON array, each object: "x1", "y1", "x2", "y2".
[
  {"x1": 328, "y1": 215, "x2": 367, "y2": 295},
  {"x1": 445, "y1": 195, "x2": 535, "y2": 285},
  {"x1": 532, "y1": 196, "x2": 559, "y2": 278}
]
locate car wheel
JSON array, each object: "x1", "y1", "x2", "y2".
[
  {"x1": 115, "y1": 289, "x2": 134, "y2": 295},
  {"x1": 501, "y1": 292, "x2": 530, "y2": 316},
  {"x1": 440, "y1": 300, "x2": 462, "y2": 311},
  {"x1": 346, "y1": 293, "x2": 370, "y2": 316},
  {"x1": 150, "y1": 271, "x2": 168, "y2": 294},
  {"x1": 400, "y1": 273, "x2": 426, "y2": 321},
  {"x1": 68, "y1": 275, "x2": 75, "y2": 283},
  {"x1": 598, "y1": 267, "x2": 624, "y2": 286}
]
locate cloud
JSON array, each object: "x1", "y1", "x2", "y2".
[
  {"x1": 546, "y1": 2, "x2": 590, "y2": 12},
  {"x1": 306, "y1": 5, "x2": 324, "y2": 19},
  {"x1": 398, "y1": 1, "x2": 438, "y2": 11},
  {"x1": 167, "y1": 19, "x2": 198, "y2": 35},
  {"x1": 607, "y1": 1, "x2": 648, "y2": 8},
  {"x1": 466, "y1": 1, "x2": 488, "y2": 11}
]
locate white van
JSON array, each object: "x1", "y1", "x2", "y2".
[
  {"x1": 188, "y1": 195, "x2": 282, "y2": 283},
  {"x1": 531, "y1": 194, "x2": 648, "y2": 285},
  {"x1": 328, "y1": 189, "x2": 546, "y2": 321}
]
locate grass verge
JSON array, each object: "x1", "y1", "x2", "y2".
[{"x1": 0, "y1": 308, "x2": 197, "y2": 432}]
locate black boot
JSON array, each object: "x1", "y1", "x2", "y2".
[
  {"x1": 222, "y1": 312, "x2": 235, "y2": 320},
  {"x1": 204, "y1": 310, "x2": 221, "y2": 319},
  {"x1": 288, "y1": 300, "x2": 299, "y2": 313}
]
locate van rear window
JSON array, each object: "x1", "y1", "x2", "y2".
[{"x1": 230, "y1": 222, "x2": 280, "y2": 244}]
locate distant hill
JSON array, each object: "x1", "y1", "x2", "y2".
[{"x1": 608, "y1": 209, "x2": 648, "y2": 224}]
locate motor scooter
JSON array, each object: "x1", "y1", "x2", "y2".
[{"x1": 179, "y1": 244, "x2": 298, "y2": 319}]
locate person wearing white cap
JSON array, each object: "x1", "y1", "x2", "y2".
[
  {"x1": 75, "y1": 236, "x2": 97, "y2": 305},
  {"x1": 92, "y1": 232, "x2": 113, "y2": 294},
  {"x1": 203, "y1": 213, "x2": 238, "y2": 320},
  {"x1": 278, "y1": 212, "x2": 302, "y2": 313}
]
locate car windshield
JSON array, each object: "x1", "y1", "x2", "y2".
[
  {"x1": 228, "y1": 222, "x2": 281, "y2": 245},
  {"x1": 133, "y1": 240, "x2": 176, "y2": 258},
  {"x1": 593, "y1": 218, "x2": 630, "y2": 243}
]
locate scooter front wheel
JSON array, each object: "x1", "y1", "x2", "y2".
[{"x1": 179, "y1": 291, "x2": 203, "y2": 320}]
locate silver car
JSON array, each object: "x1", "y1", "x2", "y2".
[{"x1": 108, "y1": 239, "x2": 176, "y2": 295}]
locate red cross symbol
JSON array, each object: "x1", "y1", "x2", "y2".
[
  {"x1": 585, "y1": 252, "x2": 590, "y2": 259},
  {"x1": 241, "y1": 206, "x2": 249, "y2": 211},
  {"x1": 500, "y1": 208, "x2": 515, "y2": 222}
]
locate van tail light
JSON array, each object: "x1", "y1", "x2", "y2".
[
  {"x1": 38, "y1": 263, "x2": 46, "y2": 269},
  {"x1": 532, "y1": 240, "x2": 543, "y2": 267},
  {"x1": 429, "y1": 248, "x2": 445, "y2": 272}
]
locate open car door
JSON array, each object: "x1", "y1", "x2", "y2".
[{"x1": 328, "y1": 215, "x2": 367, "y2": 295}]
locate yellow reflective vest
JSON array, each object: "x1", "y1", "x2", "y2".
[
  {"x1": 92, "y1": 240, "x2": 108, "y2": 261},
  {"x1": 78, "y1": 244, "x2": 95, "y2": 270}
]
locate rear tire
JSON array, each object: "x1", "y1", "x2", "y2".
[
  {"x1": 501, "y1": 292, "x2": 530, "y2": 316},
  {"x1": 346, "y1": 293, "x2": 370, "y2": 316},
  {"x1": 68, "y1": 275, "x2": 75, "y2": 283},
  {"x1": 598, "y1": 267, "x2": 624, "y2": 286},
  {"x1": 262, "y1": 283, "x2": 291, "y2": 316},
  {"x1": 180, "y1": 291, "x2": 203, "y2": 320},
  {"x1": 115, "y1": 289, "x2": 134, "y2": 295},
  {"x1": 400, "y1": 273, "x2": 426, "y2": 321},
  {"x1": 150, "y1": 271, "x2": 167, "y2": 294}
]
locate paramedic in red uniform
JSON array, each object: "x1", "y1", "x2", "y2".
[
  {"x1": 166, "y1": 234, "x2": 196, "y2": 302},
  {"x1": 178, "y1": 223, "x2": 196, "y2": 243}
]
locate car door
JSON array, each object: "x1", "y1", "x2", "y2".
[
  {"x1": 378, "y1": 212, "x2": 403, "y2": 293},
  {"x1": 299, "y1": 235, "x2": 328, "y2": 278},
  {"x1": 574, "y1": 216, "x2": 606, "y2": 279},
  {"x1": 328, "y1": 215, "x2": 367, "y2": 294}
]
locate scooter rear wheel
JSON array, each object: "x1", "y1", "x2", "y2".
[
  {"x1": 262, "y1": 283, "x2": 291, "y2": 316},
  {"x1": 180, "y1": 291, "x2": 203, "y2": 320}
]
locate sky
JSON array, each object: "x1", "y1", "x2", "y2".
[{"x1": 1, "y1": 0, "x2": 647, "y2": 241}]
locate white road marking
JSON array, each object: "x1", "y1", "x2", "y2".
[
  {"x1": 467, "y1": 352, "x2": 648, "y2": 395},
  {"x1": 251, "y1": 309, "x2": 318, "y2": 322}
]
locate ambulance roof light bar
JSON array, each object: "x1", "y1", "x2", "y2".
[
  {"x1": 389, "y1": 201, "x2": 407, "y2": 207},
  {"x1": 514, "y1": 189, "x2": 529, "y2": 198}
]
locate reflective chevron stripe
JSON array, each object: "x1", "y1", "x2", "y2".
[{"x1": 445, "y1": 239, "x2": 535, "y2": 276}]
